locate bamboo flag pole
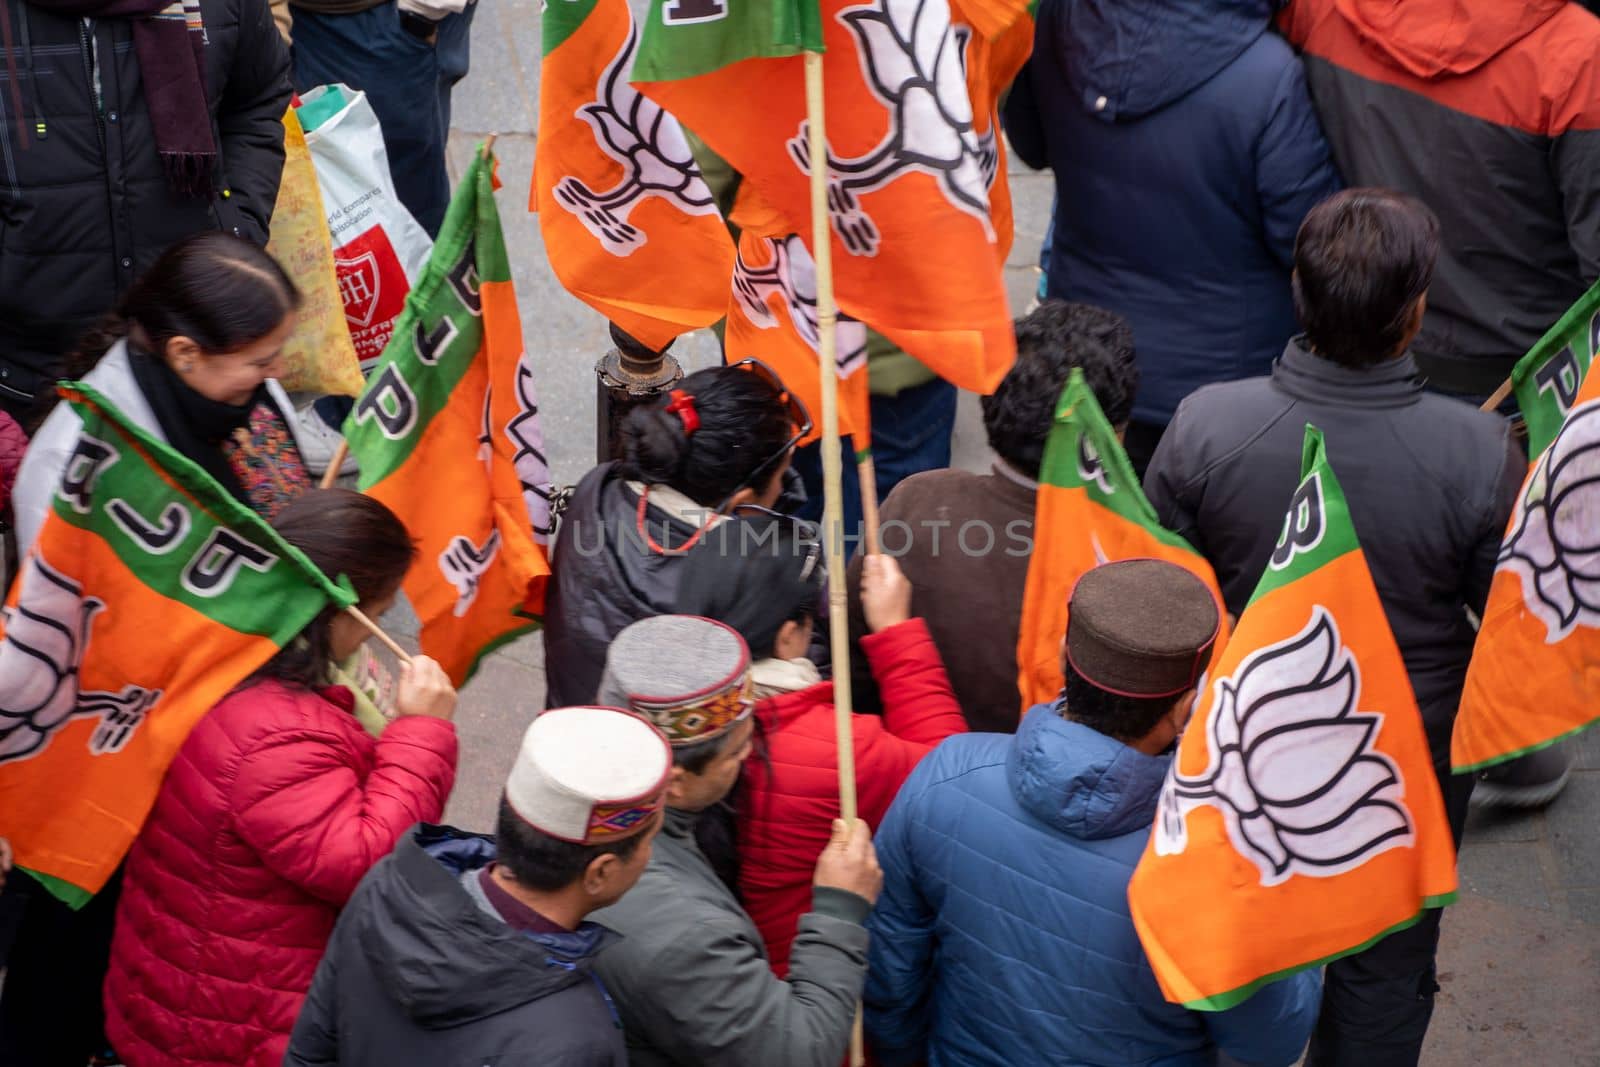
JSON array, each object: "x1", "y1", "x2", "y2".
[
  {"x1": 803, "y1": 52, "x2": 857, "y2": 824},
  {"x1": 319, "y1": 133, "x2": 501, "y2": 491},
  {"x1": 318, "y1": 443, "x2": 348, "y2": 490},
  {"x1": 1480, "y1": 376, "x2": 1514, "y2": 413},
  {"x1": 343, "y1": 603, "x2": 412, "y2": 664},
  {"x1": 804, "y1": 48, "x2": 867, "y2": 1067}
]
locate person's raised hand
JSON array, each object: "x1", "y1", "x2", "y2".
[
  {"x1": 0, "y1": 837, "x2": 13, "y2": 893},
  {"x1": 393, "y1": 656, "x2": 458, "y2": 722},
  {"x1": 860, "y1": 553, "x2": 913, "y2": 634},
  {"x1": 813, "y1": 817, "x2": 883, "y2": 906}
]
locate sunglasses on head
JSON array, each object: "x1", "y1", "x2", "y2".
[{"x1": 714, "y1": 359, "x2": 814, "y2": 513}]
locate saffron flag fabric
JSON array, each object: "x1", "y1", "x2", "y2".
[
  {"x1": 950, "y1": 0, "x2": 1033, "y2": 264},
  {"x1": 725, "y1": 227, "x2": 871, "y2": 449},
  {"x1": 533, "y1": 0, "x2": 735, "y2": 352},
  {"x1": 0, "y1": 384, "x2": 353, "y2": 906},
  {"x1": 632, "y1": 0, "x2": 1020, "y2": 394},
  {"x1": 1455, "y1": 315, "x2": 1600, "y2": 770},
  {"x1": 1130, "y1": 426, "x2": 1457, "y2": 1011},
  {"x1": 345, "y1": 149, "x2": 552, "y2": 687},
  {"x1": 267, "y1": 107, "x2": 366, "y2": 398},
  {"x1": 1015, "y1": 370, "x2": 1225, "y2": 712},
  {"x1": 1510, "y1": 277, "x2": 1600, "y2": 457}
]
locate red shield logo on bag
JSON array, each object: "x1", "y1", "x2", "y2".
[
  {"x1": 334, "y1": 249, "x2": 382, "y2": 328},
  {"x1": 331, "y1": 225, "x2": 413, "y2": 370}
]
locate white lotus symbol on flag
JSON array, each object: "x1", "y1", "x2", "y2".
[
  {"x1": 1499, "y1": 400, "x2": 1600, "y2": 642},
  {"x1": 440, "y1": 530, "x2": 502, "y2": 617},
  {"x1": 1154, "y1": 609, "x2": 1413, "y2": 887},
  {"x1": 555, "y1": 23, "x2": 720, "y2": 255},
  {"x1": 788, "y1": 0, "x2": 996, "y2": 256},
  {"x1": 0, "y1": 555, "x2": 161, "y2": 763},
  {"x1": 733, "y1": 235, "x2": 869, "y2": 376}
]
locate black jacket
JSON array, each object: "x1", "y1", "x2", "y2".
[
  {"x1": 1144, "y1": 339, "x2": 1523, "y2": 760},
  {"x1": 0, "y1": 0, "x2": 290, "y2": 410},
  {"x1": 285, "y1": 825, "x2": 628, "y2": 1067},
  {"x1": 1281, "y1": 0, "x2": 1600, "y2": 398}
]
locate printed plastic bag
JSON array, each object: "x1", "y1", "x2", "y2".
[
  {"x1": 297, "y1": 84, "x2": 433, "y2": 371},
  {"x1": 266, "y1": 107, "x2": 366, "y2": 397}
]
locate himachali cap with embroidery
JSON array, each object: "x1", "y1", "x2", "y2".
[
  {"x1": 597, "y1": 616, "x2": 755, "y2": 745},
  {"x1": 1066, "y1": 559, "x2": 1220, "y2": 699},
  {"x1": 504, "y1": 707, "x2": 673, "y2": 845}
]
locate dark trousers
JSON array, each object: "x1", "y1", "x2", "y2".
[
  {"x1": 290, "y1": 0, "x2": 476, "y2": 238},
  {"x1": 1303, "y1": 761, "x2": 1475, "y2": 1067},
  {"x1": 792, "y1": 377, "x2": 958, "y2": 547},
  {"x1": 0, "y1": 869, "x2": 123, "y2": 1066}
]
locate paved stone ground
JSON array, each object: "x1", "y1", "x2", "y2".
[{"x1": 386, "y1": 12, "x2": 1599, "y2": 1063}]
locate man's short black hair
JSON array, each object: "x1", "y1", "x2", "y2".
[
  {"x1": 494, "y1": 796, "x2": 652, "y2": 892},
  {"x1": 1292, "y1": 188, "x2": 1439, "y2": 368},
  {"x1": 983, "y1": 301, "x2": 1138, "y2": 479},
  {"x1": 1060, "y1": 659, "x2": 1183, "y2": 744}
]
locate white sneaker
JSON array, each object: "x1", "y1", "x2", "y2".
[{"x1": 295, "y1": 402, "x2": 358, "y2": 477}]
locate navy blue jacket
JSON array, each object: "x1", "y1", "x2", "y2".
[
  {"x1": 864, "y1": 705, "x2": 1321, "y2": 1066},
  {"x1": 1003, "y1": 0, "x2": 1342, "y2": 426}
]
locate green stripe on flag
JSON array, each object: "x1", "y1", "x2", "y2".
[
  {"x1": 633, "y1": 0, "x2": 823, "y2": 82},
  {"x1": 55, "y1": 384, "x2": 355, "y2": 637},
  {"x1": 1246, "y1": 424, "x2": 1362, "y2": 606},
  {"x1": 542, "y1": 0, "x2": 602, "y2": 54},
  {"x1": 25, "y1": 866, "x2": 95, "y2": 910},
  {"x1": 347, "y1": 152, "x2": 505, "y2": 488},
  {"x1": 1177, "y1": 891, "x2": 1457, "y2": 1013},
  {"x1": 1038, "y1": 369, "x2": 1196, "y2": 553},
  {"x1": 1511, "y1": 277, "x2": 1600, "y2": 458}
]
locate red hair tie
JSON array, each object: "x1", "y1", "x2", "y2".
[{"x1": 666, "y1": 389, "x2": 700, "y2": 436}]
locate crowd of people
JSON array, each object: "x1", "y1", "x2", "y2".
[{"x1": 0, "y1": 0, "x2": 1596, "y2": 1064}]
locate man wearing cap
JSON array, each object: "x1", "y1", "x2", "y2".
[
  {"x1": 864, "y1": 560, "x2": 1321, "y2": 1066},
  {"x1": 591, "y1": 614, "x2": 883, "y2": 1067},
  {"x1": 284, "y1": 706, "x2": 673, "y2": 1065}
]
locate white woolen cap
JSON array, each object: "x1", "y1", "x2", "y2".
[{"x1": 504, "y1": 706, "x2": 673, "y2": 845}]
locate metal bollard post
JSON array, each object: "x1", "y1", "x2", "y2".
[{"x1": 595, "y1": 323, "x2": 684, "y2": 464}]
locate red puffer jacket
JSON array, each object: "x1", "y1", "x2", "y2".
[
  {"x1": 103, "y1": 679, "x2": 457, "y2": 1067},
  {"x1": 739, "y1": 618, "x2": 966, "y2": 976}
]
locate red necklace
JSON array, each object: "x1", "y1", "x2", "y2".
[{"x1": 636, "y1": 486, "x2": 714, "y2": 556}]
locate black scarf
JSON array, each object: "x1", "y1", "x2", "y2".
[{"x1": 129, "y1": 343, "x2": 261, "y2": 504}]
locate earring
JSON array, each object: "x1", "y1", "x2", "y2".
[{"x1": 181, "y1": 362, "x2": 196, "y2": 373}]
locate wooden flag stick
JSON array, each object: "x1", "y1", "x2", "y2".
[
  {"x1": 1480, "y1": 375, "x2": 1513, "y2": 413},
  {"x1": 481, "y1": 132, "x2": 498, "y2": 159},
  {"x1": 856, "y1": 453, "x2": 882, "y2": 557},
  {"x1": 343, "y1": 603, "x2": 412, "y2": 665},
  {"x1": 805, "y1": 47, "x2": 865, "y2": 1067},
  {"x1": 318, "y1": 441, "x2": 349, "y2": 490},
  {"x1": 804, "y1": 50, "x2": 858, "y2": 823}
]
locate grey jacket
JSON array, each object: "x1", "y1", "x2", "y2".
[
  {"x1": 1144, "y1": 337, "x2": 1523, "y2": 761},
  {"x1": 590, "y1": 807, "x2": 869, "y2": 1067}
]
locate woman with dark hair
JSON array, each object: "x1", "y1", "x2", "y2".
[
  {"x1": 676, "y1": 530, "x2": 967, "y2": 976},
  {"x1": 11, "y1": 231, "x2": 311, "y2": 553},
  {"x1": 542, "y1": 359, "x2": 810, "y2": 707},
  {"x1": 100, "y1": 489, "x2": 459, "y2": 1067}
]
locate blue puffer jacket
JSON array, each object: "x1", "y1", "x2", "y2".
[
  {"x1": 1002, "y1": 0, "x2": 1341, "y2": 427},
  {"x1": 864, "y1": 705, "x2": 1320, "y2": 1066}
]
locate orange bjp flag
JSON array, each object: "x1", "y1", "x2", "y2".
[
  {"x1": 1015, "y1": 370, "x2": 1226, "y2": 713},
  {"x1": 1454, "y1": 327, "x2": 1600, "y2": 770},
  {"x1": 0, "y1": 385, "x2": 352, "y2": 905},
  {"x1": 725, "y1": 226, "x2": 871, "y2": 450},
  {"x1": 532, "y1": 0, "x2": 735, "y2": 352},
  {"x1": 1129, "y1": 426, "x2": 1457, "y2": 1010},
  {"x1": 346, "y1": 149, "x2": 552, "y2": 686},
  {"x1": 630, "y1": 0, "x2": 1020, "y2": 395}
]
